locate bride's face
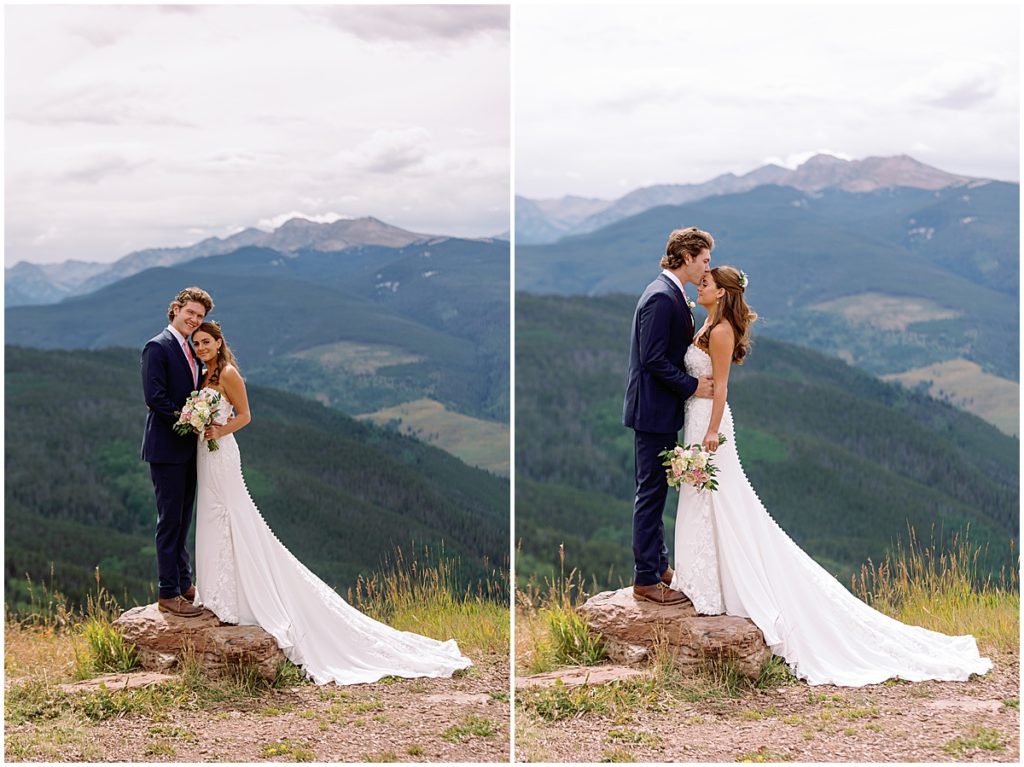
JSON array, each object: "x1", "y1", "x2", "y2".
[
  {"x1": 192, "y1": 330, "x2": 221, "y2": 363},
  {"x1": 696, "y1": 273, "x2": 723, "y2": 308}
]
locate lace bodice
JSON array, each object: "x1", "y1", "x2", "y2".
[
  {"x1": 683, "y1": 344, "x2": 715, "y2": 445},
  {"x1": 684, "y1": 342, "x2": 713, "y2": 377}
]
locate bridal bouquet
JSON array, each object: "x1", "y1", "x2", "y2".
[
  {"x1": 659, "y1": 435, "x2": 727, "y2": 492},
  {"x1": 174, "y1": 389, "x2": 222, "y2": 451}
]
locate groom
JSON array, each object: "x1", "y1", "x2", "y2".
[
  {"x1": 623, "y1": 227, "x2": 715, "y2": 604},
  {"x1": 141, "y1": 286, "x2": 214, "y2": 617}
]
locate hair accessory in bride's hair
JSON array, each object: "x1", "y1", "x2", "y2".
[
  {"x1": 738, "y1": 270, "x2": 749, "y2": 290},
  {"x1": 209, "y1": 319, "x2": 221, "y2": 328}
]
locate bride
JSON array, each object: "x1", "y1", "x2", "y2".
[
  {"x1": 187, "y1": 320, "x2": 472, "y2": 685},
  {"x1": 670, "y1": 266, "x2": 992, "y2": 687}
]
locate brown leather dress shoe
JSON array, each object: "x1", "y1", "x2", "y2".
[
  {"x1": 158, "y1": 596, "x2": 202, "y2": 617},
  {"x1": 632, "y1": 582, "x2": 687, "y2": 605},
  {"x1": 181, "y1": 585, "x2": 197, "y2": 603},
  {"x1": 661, "y1": 567, "x2": 674, "y2": 586}
]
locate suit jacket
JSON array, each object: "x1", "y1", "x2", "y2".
[
  {"x1": 140, "y1": 328, "x2": 206, "y2": 464},
  {"x1": 622, "y1": 273, "x2": 698, "y2": 433}
]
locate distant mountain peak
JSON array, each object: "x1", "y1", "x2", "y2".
[
  {"x1": 801, "y1": 153, "x2": 848, "y2": 166},
  {"x1": 6, "y1": 213, "x2": 436, "y2": 307},
  {"x1": 517, "y1": 153, "x2": 992, "y2": 245},
  {"x1": 279, "y1": 216, "x2": 319, "y2": 229}
]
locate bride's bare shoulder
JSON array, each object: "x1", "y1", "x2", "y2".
[
  {"x1": 709, "y1": 322, "x2": 735, "y2": 343},
  {"x1": 219, "y1": 364, "x2": 243, "y2": 383}
]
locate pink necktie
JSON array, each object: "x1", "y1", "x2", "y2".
[{"x1": 183, "y1": 341, "x2": 196, "y2": 385}]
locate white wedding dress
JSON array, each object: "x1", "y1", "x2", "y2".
[
  {"x1": 193, "y1": 389, "x2": 472, "y2": 685},
  {"x1": 671, "y1": 345, "x2": 992, "y2": 687}
]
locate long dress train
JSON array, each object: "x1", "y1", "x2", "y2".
[
  {"x1": 671, "y1": 345, "x2": 992, "y2": 687},
  {"x1": 193, "y1": 390, "x2": 472, "y2": 685}
]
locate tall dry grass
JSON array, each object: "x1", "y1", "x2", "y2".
[
  {"x1": 5, "y1": 567, "x2": 140, "y2": 682},
  {"x1": 6, "y1": 546, "x2": 510, "y2": 689},
  {"x1": 349, "y1": 545, "x2": 509, "y2": 656},
  {"x1": 516, "y1": 545, "x2": 606, "y2": 674},
  {"x1": 519, "y1": 528, "x2": 1019, "y2": 681},
  {"x1": 852, "y1": 526, "x2": 1019, "y2": 654}
]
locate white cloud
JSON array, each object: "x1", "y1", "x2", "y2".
[
  {"x1": 763, "y1": 150, "x2": 855, "y2": 170},
  {"x1": 335, "y1": 128, "x2": 434, "y2": 174},
  {"x1": 516, "y1": 4, "x2": 1019, "y2": 199},
  {"x1": 5, "y1": 4, "x2": 508, "y2": 265},
  {"x1": 900, "y1": 61, "x2": 1005, "y2": 111},
  {"x1": 256, "y1": 212, "x2": 351, "y2": 230},
  {"x1": 31, "y1": 226, "x2": 59, "y2": 246},
  {"x1": 308, "y1": 5, "x2": 508, "y2": 43}
]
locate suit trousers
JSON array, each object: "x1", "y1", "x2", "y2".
[
  {"x1": 149, "y1": 461, "x2": 197, "y2": 599},
  {"x1": 632, "y1": 429, "x2": 678, "y2": 586}
]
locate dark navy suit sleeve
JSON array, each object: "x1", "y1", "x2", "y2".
[
  {"x1": 637, "y1": 293, "x2": 698, "y2": 399},
  {"x1": 142, "y1": 340, "x2": 183, "y2": 426}
]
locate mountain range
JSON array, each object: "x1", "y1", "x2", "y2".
[
  {"x1": 6, "y1": 220, "x2": 510, "y2": 473},
  {"x1": 5, "y1": 346, "x2": 508, "y2": 614},
  {"x1": 516, "y1": 154, "x2": 980, "y2": 244},
  {"x1": 516, "y1": 171, "x2": 1019, "y2": 435},
  {"x1": 5, "y1": 216, "x2": 434, "y2": 307},
  {"x1": 515, "y1": 294, "x2": 1018, "y2": 591}
]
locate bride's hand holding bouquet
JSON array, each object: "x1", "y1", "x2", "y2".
[{"x1": 659, "y1": 434, "x2": 727, "y2": 492}]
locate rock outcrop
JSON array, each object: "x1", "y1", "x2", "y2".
[
  {"x1": 578, "y1": 588, "x2": 772, "y2": 679},
  {"x1": 516, "y1": 665, "x2": 651, "y2": 690},
  {"x1": 59, "y1": 672, "x2": 176, "y2": 694},
  {"x1": 113, "y1": 604, "x2": 287, "y2": 681}
]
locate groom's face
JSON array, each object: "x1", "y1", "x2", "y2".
[
  {"x1": 171, "y1": 300, "x2": 207, "y2": 337},
  {"x1": 679, "y1": 248, "x2": 712, "y2": 286}
]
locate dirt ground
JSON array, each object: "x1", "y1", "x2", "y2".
[
  {"x1": 5, "y1": 653, "x2": 510, "y2": 763},
  {"x1": 515, "y1": 650, "x2": 1020, "y2": 763}
]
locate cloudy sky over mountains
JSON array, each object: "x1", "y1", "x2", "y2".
[
  {"x1": 516, "y1": 3, "x2": 1019, "y2": 199},
  {"x1": 5, "y1": 4, "x2": 509, "y2": 265}
]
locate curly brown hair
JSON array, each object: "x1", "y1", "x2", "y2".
[
  {"x1": 660, "y1": 227, "x2": 715, "y2": 270},
  {"x1": 697, "y1": 266, "x2": 758, "y2": 364},
  {"x1": 194, "y1": 321, "x2": 240, "y2": 386},
  {"x1": 167, "y1": 287, "x2": 214, "y2": 322}
]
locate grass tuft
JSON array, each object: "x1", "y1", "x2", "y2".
[
  {"x1": 600, "y1": 748, "x2": 636, "y2": 762},
  {"x1": 607, "y1": 728, "x2": 660, "y2": 746},
  {"x1": 441, "y1": 714, "x2": 498, "y2": 742},
  {"x1": 942, "y1": 726, "x2": 1008, "y2": 757},
  {"x1": 362, "y1": 751, "x2": 400, "y2": 763},
  {"x1": 517, "y1": 544, "x2": 606, "y2": 672},
  {"x1": 518, "y1": 678, "x2": 662, "y2": 722},
  {"x1": 259, "y1": 739, "x2": 315, "y2": 762},
  {"x1": 73, "y1": 618, "x2": 138, "y2": 678},
  {"x1": 755, "y1": 655, "x2": 797, "y2": 688},
  {"x1": 735, "y1": 746, "x2": 794, "y2": 762},
  {"x1": 272, "y1": 659, "x2": 309, "y2": 688}
]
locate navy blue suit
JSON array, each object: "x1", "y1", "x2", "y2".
[
  {"x1": 141, "y1": 328, "x2": 204, "y2": 599},
  {"x1": 623, "y1": 274, "x2": 699, "y2": 586}
]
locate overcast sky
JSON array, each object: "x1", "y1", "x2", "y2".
[
  {"x1": 5, "y1": 4, "x2": 509, "y2": 266},
  {"x1": 516, "y1": 3, "x2": 1020, "y2": 200}
]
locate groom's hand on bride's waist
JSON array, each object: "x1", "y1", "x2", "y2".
[{"x1": 694, "y1": 376, "x2": 715, "y2": 399}]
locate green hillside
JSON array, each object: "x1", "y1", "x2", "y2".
[
  {"x1": 5, "y1": 347, "x2": 508, "y2": 614},
  {"x1": 515, "y1": 293, "x2": 1018, "y2": 591},
  {"x1": 516, "y1": 184, "x2": 1019, "y2": 383},
  {"x1": 4, "y1": 237, "x2": 510, "y2": 425}
]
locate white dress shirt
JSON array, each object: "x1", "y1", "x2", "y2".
[
  {"x1": 166, "y1": 323, "x2": 197, "y2": 387},
  {"x1": 661, "y1": 269, "x2": 692, "y2": 308}
]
